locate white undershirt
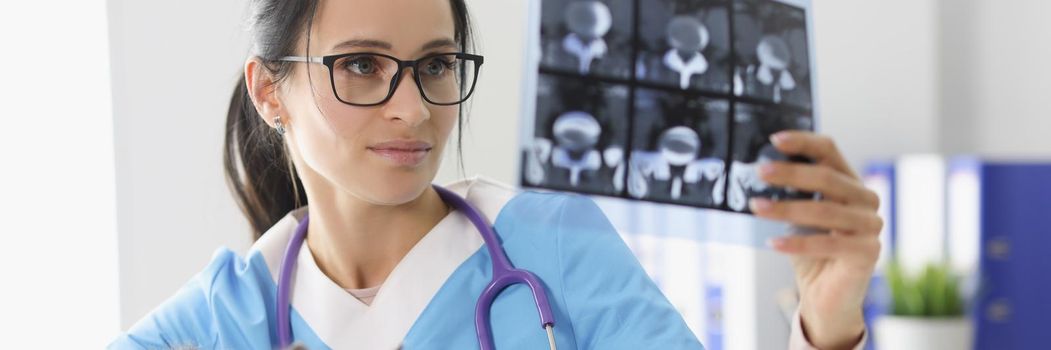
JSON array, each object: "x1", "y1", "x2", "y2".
[{"x1": 345, "y1": 285, "x2": 381, "y2": 306}]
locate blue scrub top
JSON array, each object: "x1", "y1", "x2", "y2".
[{"x1": 110, "y1": 191, "x2": 704, "y2": 349}]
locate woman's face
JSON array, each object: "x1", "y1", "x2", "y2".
[{"x1": 279, "y1": 0, "x2": 460, "y2": 206}]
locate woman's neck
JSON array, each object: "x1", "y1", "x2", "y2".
[{"x1": 303, "y1": 184, "x2": 451, "y2": 290}]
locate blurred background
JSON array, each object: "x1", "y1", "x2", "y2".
[{"x1": 0, "y1": 0, "x2": 1048, "y2": 348}]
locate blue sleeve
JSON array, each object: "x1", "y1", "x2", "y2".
[
  {"x1": 556, "y1": 195, "x2": 704, "y2": 350},
  {"x1": 108, "y1": 248, "x2": 275, "y2": 350}
]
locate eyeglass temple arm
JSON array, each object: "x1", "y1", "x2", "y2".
[{"x1": 278, "y1": 56, "x2": 324, "y2": 64}]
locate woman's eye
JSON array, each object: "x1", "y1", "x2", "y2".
[
  {"x1": 343, "y1": 57, "x2": 378, "y2": 75},
  {"x1": 424, "y1": 58, "x2": 453, "y2": 76}
]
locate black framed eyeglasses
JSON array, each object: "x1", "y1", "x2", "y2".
[{"x1": 277, "y1": 52, "x2": 483, "y2": 107}]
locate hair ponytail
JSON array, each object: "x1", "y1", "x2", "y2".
[{"x1": 224, "y1": 75, "x2": 306, "y2": 239}]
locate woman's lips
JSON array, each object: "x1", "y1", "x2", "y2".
[{"x1": 368, "y1": 140, "x2": 432, "y2": 167}]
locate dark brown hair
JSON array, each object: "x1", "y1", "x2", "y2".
[{"x1": 224, "y1": 0, "x2": 474, "y2": 239}]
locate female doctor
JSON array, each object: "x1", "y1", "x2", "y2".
[{"x1": 110, "y1": 0, "x2": 881, "y2": 349}]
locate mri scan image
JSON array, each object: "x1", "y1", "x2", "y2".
[
  {"x1": 732, "y1": 0, "x2": 812, "y2": 108},
  {"x1": 628, "y1": 89, "x2": 729, "y2": 207},
  {"x1": 523, "y1": 74, "x2": 630, "y2": 196},
  {"x1": 523, "y1": 0, "x2": 816, "y2": 214},
  {"x1": 637, "y1": 0, "x2": 732, "y2": 93},
  {"x1": 539, "y1": 0, "x2": 634, "y2": 78},
  {"x1": 725, "y1": 103, "x2": 816, "y2": 213}
]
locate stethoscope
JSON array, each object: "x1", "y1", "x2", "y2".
[{"x1": 275, "y1": 185, "x2": 558, "y2": 350}]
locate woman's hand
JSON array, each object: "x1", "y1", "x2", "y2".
[{"x1": 748, "y1": 131, "x2": 882, "y2": 350}]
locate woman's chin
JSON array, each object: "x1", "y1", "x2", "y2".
[{"x1": 355, "y1": 173, "x2": 436, "y2": 206}]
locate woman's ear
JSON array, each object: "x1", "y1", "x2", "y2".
[{"x1": 244, "y1": 58, "x2": 287, "y2": 128}]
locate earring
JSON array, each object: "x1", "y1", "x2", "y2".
[{"x1": 274, "y1": 116, "x2": 286, "y2": 136}]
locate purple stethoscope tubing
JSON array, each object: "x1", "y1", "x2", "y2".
[{"x1": 275, "y1": 185, "x2": 557, "y2": 349}]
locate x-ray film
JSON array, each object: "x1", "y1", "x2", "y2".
[{"x1": 520, "y1": 0, "x2": 818, "y2": 214}]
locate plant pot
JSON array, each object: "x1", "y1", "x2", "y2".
[{"x1": 873, "y1": 315, "x2": 973, "y2": 350}]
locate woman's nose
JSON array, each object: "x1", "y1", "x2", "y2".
[{"x1": 382, "y1": 68, "x2": 431, "y2": 127}]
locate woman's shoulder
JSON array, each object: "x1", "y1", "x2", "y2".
[
  {"x1": 112, "y1": 208, "x2": 302, "y2": 349},
  {"x1": 442, "y1": 175, "x2": 519, "y2": 222},
  {"x1": 197, "y1": 246, "x2": 277, "y2": 300},
  {"x1": 446, "y1": 175, "x2": 615, "y2": 233},
  {"x1": 446, "y1": 175, "x2": 621, "y2": 256},
  {"x1": 499, "y1": 190, "x2": 615, "y2": 235},
  {"x1": 110, "y1": 247, "x2": 278, "y2": 349}
]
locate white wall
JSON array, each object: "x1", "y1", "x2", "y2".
[
  {"x1": 812, "y1": 0, "x2": 943, "y2": 169},
  {"x1": 1, "y1": 1, "x2": 121, "y2": 347},
  {"x1": 813, "y1": 0, "x2": 1051, "y2": 162},
  {"x1": 434, "y1": 0, "x2": 529, "y2": 184},
  {"x1": 940, "y1": 0, "x2": 1051, "y2": 158},
  {"x1": 109, "y1": 0, "x2": 253, "y2": 328}
]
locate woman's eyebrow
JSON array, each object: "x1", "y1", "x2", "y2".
[
  {"x1": 329, "y1": 38, "x2": 459, "y2": 53},
  {"x1": 419, "y1": 38, "x2": 458, "y2": 52},
  {"x1": 331, "y1": 39, "x2": 391, "y2": 52}
]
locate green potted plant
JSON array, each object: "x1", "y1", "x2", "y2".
[{"x1": 873, "y1": 261, "x2": 973, "y2": 350}]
